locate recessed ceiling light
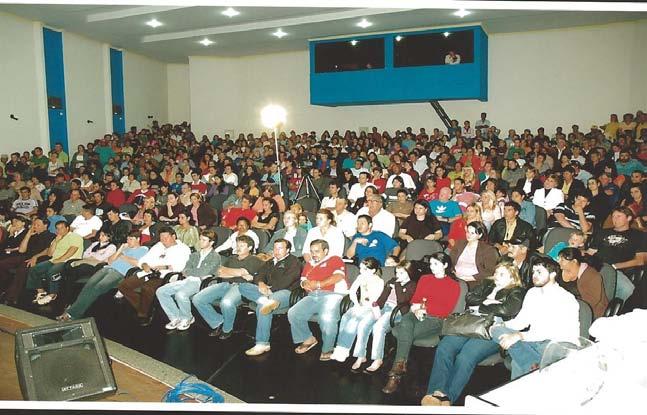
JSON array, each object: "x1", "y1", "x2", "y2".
[
  {"x1": 350, "y1": 40, "x2": 359, "y2": 46},
  {"x1": 453, "y1": 9, "x2": 471, "y2": 18},
  {"x1": 272, "y1": 29, "x2": 287, "y2": 39},
  {"x1": 443, "y1": 32, "x2": 451, "y2": 37},
  {"x1": 395, "y1": 35, "x2": 403, "y2": 42},
  {"x1": 146, "y1": 19, "x2": 162, "y2": 28},
  {"x1": 222, "y1": 7, "x2": 240, "y2": 18},
  {"x1": 199, "y1": 38, "x2": 214, "y2": 46},
  {"x1": 356, "y1": 18, "x2": 372, "y2": 29}
]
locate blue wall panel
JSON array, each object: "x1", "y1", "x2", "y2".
[
  {"x1": 110, "y1": 48, "x2": 126, "y2": 135},
  {"x1": 43, "y1": 27, "x2": 68, "y2": 152},
  {"x1": 310, "y1": 26, "x2": 488, "y2": 106}
]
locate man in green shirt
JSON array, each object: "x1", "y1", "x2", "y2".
[
  {"x1": 53, "y1": 142, "x2": 69, "y2": 166},
  {"x1": 25, "y1": 220, "x2": 84, "y2": 304},
  {"x1": 30, "y1": 147, "x2": 49, "y2": 181}
]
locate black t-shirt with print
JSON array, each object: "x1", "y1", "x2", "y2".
[{"x1": 592, "y1": 228, "x2": 647, "y2": 265}]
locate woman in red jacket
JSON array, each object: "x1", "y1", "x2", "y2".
[{"x1": 382, "y1": 252, "x2": 461, "y2": 394}]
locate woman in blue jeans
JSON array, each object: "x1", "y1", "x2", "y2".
[
  {"x1": 330, "y1": 257, "x2": 384, "y2": 370},
  {"x1": 422, "y1": 261, "x2": 526, "y2": 406}
]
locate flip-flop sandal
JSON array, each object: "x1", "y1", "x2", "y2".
[{"x1": 295, "y1": 339, "x2": 318, "y2": 354}]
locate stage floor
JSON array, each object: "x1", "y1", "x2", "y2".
[{"x1": 0, "y1": 307, "x2": 241, "y2": 403}]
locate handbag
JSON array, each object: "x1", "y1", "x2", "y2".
[{"x1": 441, "y1": 311, "x2": 494, "y2": 340}]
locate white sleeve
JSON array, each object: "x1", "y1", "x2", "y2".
[
  {"x1": 167, "y1": 245, "x2": 191, "y2": 272},
  {"x1": 90, "y1": 216, "x2": 103, "y2": 231},
  {"x1": 329, "y1": 227, "x2": 346, "y2": 258},
  {"x1": 215, "y1": 234, "x2": 235, "y2": 253},
  {"x1": 138, "y1": 243, "x2": 163, "y2": 267},
  {"x1": 302, "y1": 228, "x2": 315, "y2": 256}
]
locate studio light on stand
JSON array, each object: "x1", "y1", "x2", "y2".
[{"x1": 261, "y1": 104, "x2": 287, "y2": 197}]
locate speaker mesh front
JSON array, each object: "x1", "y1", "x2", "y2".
[{"x1": 29, "y1": 341, "x2": 106, "y2": 400}]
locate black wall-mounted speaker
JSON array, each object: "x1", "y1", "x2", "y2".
[{"x1": 14, "y1": 317, "x2": 117, "y2": 401}]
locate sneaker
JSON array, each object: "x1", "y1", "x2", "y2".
[
  {"x1": 259, "y1": 299, "x2": 280, "y2": 315},
  {"x1": 114, "y1": 291, "x2": 124, "y2": 299},
  {"x1": 165, "y1": 319, "x2": 181, "y2": 330},
  {"x1": 245, "y1": 344, "x2": 271, "y2": 356},
  {"x1": 177, "y1": 317, "x2": 195, "y2": 331},
  {"x1": 330, "y1": 347, "x2": 349, "y2": 363}
]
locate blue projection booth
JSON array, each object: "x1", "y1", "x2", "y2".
[{"x1": 310, "y1": 26, "x2": 488, "y2": 106}]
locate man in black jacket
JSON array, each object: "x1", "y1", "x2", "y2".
[
  {"x1": 238, "y1": 238, "x2": 302, "y2": 356},
  {"x1": 489, "y1": 201, "x2": 534, "y2": 255}
]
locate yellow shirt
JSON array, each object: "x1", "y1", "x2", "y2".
[
  {"x1": 637, "y1": 122, "x2": 647, "y2": 138},
  {"x1": 52, "y1": 232, "x2": 84, "y2": 260},
  {"x1": 602, "y1": 122, "x2": 620, "y2": 139}
]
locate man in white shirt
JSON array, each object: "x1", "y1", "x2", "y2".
[
  {"x1": 532, "y1": 174, "x2": 564, "y2": 216},
  {"x1": 444, "y1": 51, "x2": 461, "y2": 65},
  {"x1": 410, "y1": 151, "x2": 428, "y2": 177},
  {"x1": 347, "y1": 172, "x2": 371, "y2": 206},
  {"x1": 12, "y1": 187, "x2": 38, "y2": 216},
  {"x1": 386, "y1": 165, "x2": 416, "y2": 191},
  {"x1": 333, "y1": 198, "x2": 357, "y2": 239},
  {"x1": 222, "y1": 165, "x2": 239, "y2": 187},
  {"x1": 475, "y1": 112, "x2": 490, "y2": 136},
  {"x1": 70, "y1": 204, "x2": 103, "y2": 241},
  {"x1": 320, "y1": 182, "x2": 341, "y2": 210},
  {"x1": 356, "y1": 194, "x2": 396, "y2": 237},
  {"x1": 215, "y1": 217, "x2": 260, "y2": 255},
  {"x1": 490, "y1": 257, "x2": 580, "y2": 380},
  {"x1": 117, "y1": 226, "x2": 192, "y2": 325},
  {"x1": 156, "y1": 230, "x2": 222, "y2": 331}
]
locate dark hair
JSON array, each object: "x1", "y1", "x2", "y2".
[
  {"x1": 504, "y1": 201, "x2": 521, "y2": 213},
  {"x1": 310, "y1": 238, "x2": 329, "y2": 252},
  {"x1": 413, "y1": 199, "x2": 429, "y2": 212},
  {"x1": 55, "y1": 220, "x2": 69, "y2": 228},
  {"x1": 428, "y1": 251, "x2": 454, "y2": 278},
  {"x1": 157, "y1": 226, "x2": 176, "y2": 237},
  {"x1": 143, "y1": 209, "x2": 158, "y2": 221},
  {"x1": 236, "y1": 216, "x2": 251, "y2": 227},
  {"x1": 466, "y1": 221, "x2": 488, "y2": 239},
  {"x1": 200, "y1": 229, "x2": 217, "y2": 243},
  {"x1": 360, "y1": 257, "x2": 382, "y2": 276},
  {"x1": 533, "y1": 256, "x2": 561, "y2": 279},
  {"x1": 236, "y1": 234, "x2": 255, "y2": 251},
  {"x1": 128, "y1": 231, "x2": 141, "y2": 239},
  {"x1": 274, "y1": 238, "x2": 292, "y2": 252},
  {"x1": 357, "y1": 214, "x2": 372, "y2": 226},
  {"x1": 558, "y1": 247, "x2": 583, "y2": 263}
]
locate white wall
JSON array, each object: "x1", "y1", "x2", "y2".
[
  {"x1": 188, "y1": 19, "x2": 647, "y2": 138},
  {"x1": 167, "y1": 64, "x2": 191, "y2": 125},
  {"x1": 0, "y1": 12, "x2": 49, "y2": 154},
  {"x1": 63, "y1": 31, "x2": 111, "y2": 149},
  {"x1": 124, "y1": 52, "x2": 168, "y2": 131}
]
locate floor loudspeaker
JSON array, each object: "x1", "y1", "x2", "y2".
[{"x1": 14, "y1": 317, "x2": 117, "y2": 401}]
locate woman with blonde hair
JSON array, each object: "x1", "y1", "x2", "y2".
[
  {"x1": 421, "y1": 261, "x2": 525, "y2": 406},
  {"x1": 462, "y1": 166, "x2": 478, "y2": 192},
  {"x1": 478, "y1": 190, "x2": 502, "y2": 231},
  {"x1": 447, "y1": 203, "x2": 482, "y2": 249}
]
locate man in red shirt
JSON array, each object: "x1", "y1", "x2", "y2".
[
  {"x1": 126, "y1": 179, "x2": 156, "y2": 205},
  {"x1": 189, "y1": 170, "x2": 208, "y2": 196},
  {"x1": 287, "y1": 239, "x2": 348, "y2": 361},
  {"x1": 106, "y1": 181, "x2": 126, "y2": 208},
  {"x1": 220, "y1": 195, "x2": 256, "y2": 230}
]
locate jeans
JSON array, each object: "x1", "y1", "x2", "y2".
[
  {"x1": 394, "y1": 311, "x2": 444, "y2": 362},
  {"x1": 615, "y1": 270, "x2": 635, "y2": 302},
  {"x1": 490, "y1": 325, "x2": 550, "y2": 380},
  {"x1": 67, "y1": 268, "x2": 125, "y2": 319},
  {"x1": 192, "y1": 282, "x2": 241, "y2": 332},
  {"x1": 287, "y1": 290, "x2": 344, "y2": 353},
  {"x1": 156, "y1": 277, "x2": 202, "y2": 321},
  {"x1": 370, "y1": 303, "x2": 397, "y2": 360},
  {"x1": 426, "y1": 335, "x2": 500, "y2": 402},
  {"x1": 238, "y1": 282, "x2": 291, "y2": 345},
  {"x1": 25, "y1": 261, "x2": 66, "y2": 291}
]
